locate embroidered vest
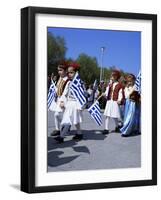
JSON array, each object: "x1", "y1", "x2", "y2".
[
  {"x1": 107, "y1": 82, "x2": 125, "y2": 104},
  {"x1": 56, "y1": 77, "x2": 68, "y2": 97}
]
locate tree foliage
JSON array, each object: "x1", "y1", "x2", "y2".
[
  {"x1": 76, "y1": 53, "x2": 100, "y2": 85},
  {"x1": 47, "y1": 32, "x2": 67, "y2": 75}
]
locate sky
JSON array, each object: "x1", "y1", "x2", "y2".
[{"x1": 48, "y1": 27, "x2": 141, "y2": 76}]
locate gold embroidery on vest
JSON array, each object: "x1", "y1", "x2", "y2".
[{"x1": 57, "y1": 78, "x2": 66, "y2": 97}]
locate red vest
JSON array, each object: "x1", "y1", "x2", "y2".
[{"x1": 107, "y1": 82, "x2": 125, "y2": 105}]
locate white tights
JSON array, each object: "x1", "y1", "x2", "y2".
[
  {"x1": 105, "y1": 116, "x2": 118, "y2": 130},
  {"x1": 75, "y1": 123, "x2": 82, "y2": 135},
  {"x1": 54, "y1": 112, "x2": 63, "y2": 130}
]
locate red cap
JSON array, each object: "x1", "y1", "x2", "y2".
[{"x1": 68, "y1": 62, "x2": 80, "y2": 70}]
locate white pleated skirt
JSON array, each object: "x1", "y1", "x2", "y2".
[
  {"x1": 104, "y1": 100, "x2": 121, "y2": 119},
  {"x1": 61, "y1": 100, "x2": 83, "y2": 125}
]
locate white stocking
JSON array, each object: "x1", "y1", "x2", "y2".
[
  {"x1": 105, "y1": 116, "x2": 110, "y2": 130},
  {"x1": 113, "y1": 118, "x2": 118, "y2": 128},
  {"x1": 54, "y1": 112, "x2": 61, "y2": 130},
  {"x1": 75, "y1": 123, "x2": 82, "y2": 135}
]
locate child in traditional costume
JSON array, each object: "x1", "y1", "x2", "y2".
[
  {"x1": 50, "y1": 61, "x2": 69, "y2": 136},
  {"x1": 120, "y1": 74, "x2": 141, "y2": 137},
  {"x1": 55, "y1": 62, "x2": 84, "y2": 143},
  {"x1": 103, "y1": 70, "x2": 125, "y2": 134}
]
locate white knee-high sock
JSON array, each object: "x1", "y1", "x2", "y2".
[
  {"x1": 75, "y1": 123, "x2": 82, "y2": 135},
  {"x1": 105, "y1": 116, "x2": 110, "y2": 130},
  {"x1": 113, "y1": 118, "x2": 118, "y2": 128},
  {"x1": 54, "y1": 112, "x2": 61, "y2": 130}
]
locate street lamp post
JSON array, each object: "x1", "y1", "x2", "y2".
[{"x1": 100, "y1": 47, "x2": 105, "y2": 83}]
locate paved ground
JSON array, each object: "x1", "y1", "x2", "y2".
[{"x1": 47, "y1": 110, "x2": 141, "y2": 172}]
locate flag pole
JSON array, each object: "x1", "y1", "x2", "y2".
[
  {"x1": 91, "y1": 93, "x2": 104, "y2": 107},
  {"x1": 96, "y1": 93, "x2": 104, "y2": 101}
]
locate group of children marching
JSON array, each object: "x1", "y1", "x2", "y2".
[
  {"x1": 102, "y1": 70, "x2": 140, "y2": 136},
  {"x1": 49, "y1": 61, "x2": 141, "y2": 143}
]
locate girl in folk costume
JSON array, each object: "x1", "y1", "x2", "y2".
[
  {"x1": 103, "y1": 70, "x2": 125, "y2": 134},
  {"x1": 120, "y1": 74, "x2": 141, "y2": 137},
  {"x1": 50, "y1": 61, "x2": 69, "y2": 136},
  {"x1": 55, "y1": 62, "x2": 84, "y2": 143}
]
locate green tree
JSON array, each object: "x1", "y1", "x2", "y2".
[
  {"x1": 103, "y1": 67, "x2": 112, "y2": 82},
  {"x1": 76, "y1": 53, "x2": 100, "y2": 85},
  {"x1": 47, "y1": 32, "x2": 67, "y2": 75}
]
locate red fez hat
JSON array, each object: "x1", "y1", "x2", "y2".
[
  {"x1": 111, "y1": 70, "x2": 121, "y2": 79},
  {"x1": 68, "y1": 62, "x2": 80, "y2": 70}
]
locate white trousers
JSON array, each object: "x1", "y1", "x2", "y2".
[
  {"x1": 54, "y1": 111, "x2": 63, "y2": 130},
  {"x1": 60, "y1": 123, "x2": 82, "y2": 138}
]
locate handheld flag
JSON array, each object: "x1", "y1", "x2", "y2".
[
  {"x1": 88, "y1": 79, "x2": 98, "y2": 103},
  {"x1": 135, "y1": 71, "x2": 141, "y2": 94},
  {"x1": 47, "y1": 81, "x2": 57, "y2": 109},
  {"x1": 88, "y1": 100, "x2": 102, "y2": 126},
  {"x1": 93, "y1": 79, "x2": 98, "y2": 91},
  {"x1": 70, "y1": 72, "x2": 87, "y2": 108}
]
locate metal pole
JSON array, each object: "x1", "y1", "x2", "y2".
[
  {"x1": 100, "y1": 47, "x2": 105, "y2": 82},
  {"x1": 99, "y1": 54, "x2": 102, "y2": 83}
]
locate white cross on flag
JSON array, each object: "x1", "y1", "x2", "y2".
[{"x1": 70, "y1": 72, "x2": 87, "y2": 108}]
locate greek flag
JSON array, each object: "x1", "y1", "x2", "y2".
[
  {"x1": 93, "y1": 79, "x2": 98, "y2": 91},
  {"x1": 135, "y1": 71, "x2": 141, "y2": 94},
  {"x1": 88, "y1": 100, "x2": 102, "y2": 126},
  {"x1": 47, "y1": 81, "x2": 57, "y2": 109},
  {"x1": 70, "y1": 72, "x2": 87, "y2": 108}
]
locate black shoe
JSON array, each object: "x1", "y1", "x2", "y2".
[
  {"x1": 51, "y1": 130, "x2": 60, "y2": 136},
  {"x1": 102, "y1": 130, "x2": 109, "y2": 135},
  {"x1": 118, "y1": 124, "x2": 123, "y2": 129},
  {"x1": 54, "y1": 136, "x2": 64, "y2": 143},
  {"x1": 72, "y1": 134, "x2": 83, "y2": 140},
  {"x1": 121, "y1": 134, "x2": 129, "y2": 137},
  {"x1": 115, "y1": 127, "x2": 120, "y2": 133}
]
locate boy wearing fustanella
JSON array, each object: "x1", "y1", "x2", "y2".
[
  {"x1": 50, "y1": 61, "x2": 69, "y2": 136},
  {"x1": 55, "y1": 62, "x2": 83, "y2": 143},
  {"x1": 103, "y1": 70, "x2": 125, "y2": 134}
]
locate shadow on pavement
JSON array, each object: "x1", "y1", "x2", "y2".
[
  {"x1": 48, "y1": 137, "x2": 78, "y2": 151},
  {"x1": 83, "y1": 130, "x2": 107, "y2": 141},
  {"x1": 48, "y1": 130, "x2": 106, "y2": 151},
  {"x1": 48, "y1": 150, "x2": 79, "y2": 167},
  {"x1": 72, "y1": 146, "x2": 90, "y2": 154}
]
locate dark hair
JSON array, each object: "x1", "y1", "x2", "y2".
[
  {"x1": 126, "y1": 73, "x2": 136, "y2": 81},
  {"x1": 58, "y1": 60, "x2": 69, "y2": 70}
]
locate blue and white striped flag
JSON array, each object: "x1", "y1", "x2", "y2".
[
  {"x1": 93, "y1": 79, "x2": 98, "y2": 91},
  {"x1": 47, "y1": 81, "x2": 57, "y2": 109},
  {"x1": 70, "y1": 72, "x2": 87, "y2": 108},
  {"x1": 135, "y1": 71, "x2": 141, "y2": 94},
  {"x1": 88, "y1": 100, "x2": 102, "y2": 126}
]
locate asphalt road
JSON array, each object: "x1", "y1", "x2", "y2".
[{"x1": 47, "y1": 110, "x2": 141, "y2": 172}]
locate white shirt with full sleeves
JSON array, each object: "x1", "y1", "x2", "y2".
[{"x1": 124, "y1": 85, "x2": 136, "y2": 99}]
